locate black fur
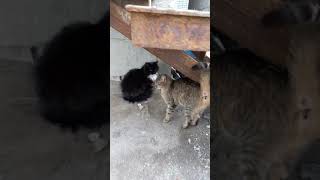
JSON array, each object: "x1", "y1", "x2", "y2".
[
  {"x1": 32, "y1": 13, "x2": 108, "y2": 132},
  {"x1": 120, "y1": 62, "x2": 159, "y2": 103}
]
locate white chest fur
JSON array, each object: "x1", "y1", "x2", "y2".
[{"x1": 148, "y1": 73, "x2": 158, "y2": 82}]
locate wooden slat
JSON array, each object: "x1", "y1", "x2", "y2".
[
  {"x1": 110, "y1": 1, "x2": 200, "y2": 82},
  {"x1": 213, "y1": 0, "x2": 290, "y2": 66}
]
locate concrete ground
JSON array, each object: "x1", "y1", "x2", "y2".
[
  {"x1": 110, "y1": 80, "x2": 210, "y2": 180},
  {"x1": 0, "y1": 59, "x2": 107, "y2": 180}
]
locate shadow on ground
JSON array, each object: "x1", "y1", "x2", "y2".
[{"x1": 0, "y1": 59, "x2": 107, "y2": 180}]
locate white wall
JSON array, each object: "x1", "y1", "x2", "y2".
[
  {"x1": 110, "y1": 27, "x2": 170, "y2": 80},
  {"x1": 0, "y1": 0, "x2": 107, "y2": 61}
]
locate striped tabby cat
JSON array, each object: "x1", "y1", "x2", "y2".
[
  {"x1": 155, "y1": 74, "x2": 205, "y2": 128},
  {"x1": 214, "y1": 8, "x2": 320, "y2": 179},
  {"x1": 211, "y1": 49, "x2": 293, "y2": 180},
  {"x1": 262, "y1": 0, "x2": 320, "y2": 26}
]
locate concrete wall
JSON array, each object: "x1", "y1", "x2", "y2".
[
  {"x1": 151, "y1": 0, "x2": 209, "y2": 10},
  {"x1": 0, "y1": 0, "x2": 107, "y2": 46},
  {"x1": 0, "y1": 0, "x2": 107, "y2": 62},
  {"x1": 189, "y1": 0, "x2": 210, "y2": 11},
  {"x1": 110, "y1": 27, "x2": 170, "y2": 80}
]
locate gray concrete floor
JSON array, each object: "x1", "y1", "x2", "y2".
[
  {"x1": 0, "y1": 59, "x2": 107, "y2": 180},
  {"x1": 110, "y1": 80, "x2": 210, "y2": 180}
]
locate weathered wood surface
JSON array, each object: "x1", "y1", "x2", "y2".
[
  {"x1": 126, "y1": 5, "x2": 210, "y2": 51},
  {"x1": 110, "y1": 1, "x2": 200, "y2": 82},
  {"x1": 213, "y1": 0, "x2": 290, "y2": 66}
]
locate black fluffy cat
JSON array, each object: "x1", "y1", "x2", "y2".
[
  {"x1": 120, "y1": 62, "x2": 159, "y2": 103},
  {"x1": 31, "y1": 13, "x2": 108, "y2": 132}
]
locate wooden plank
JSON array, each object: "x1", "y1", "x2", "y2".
[
  {"x1": 213, "y1": 0, "x2": 290, "y2": 66},
  {"x1": 126, "y1": 5, "x2": 210, "y2": 51},
  {"x1": 110, "y1": 1, "x2": 200, "y2": 82}
]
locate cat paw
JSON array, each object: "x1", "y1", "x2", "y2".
[
  {"x1": 137, "y1": 103, "x2": 144, "y2": 110},
  {"x1": 190, "y1": 120, "x2": 198, "y2": 126},
  {"x1": 88, "y1": 132, "x2": 106, "y2": 152},
  {"x1": 182, "y1": 121, "x2": 189, "y2": 128},
  {"x1": 163, "y1": 117, "x2": 171, "y2": 123},
  {"x1": 88, "y1": 132, "x2": 101, "y2": 142},
  {"x1": 92, "y1": 138, "x2": 107, "y2": 152},
  {"x1": 190, "y1": 115, "x2": 200, "y2": 126},
  {"x1": 191, "y1": 114, "x2": 200, "y2": 121}
]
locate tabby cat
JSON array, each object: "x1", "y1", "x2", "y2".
[
  {"x1": 211, "y1": 49, "x2": 293, "y2": 180},
  {"x1": 262, "y1": 0, "x2": 320, "y2": 26},
  {"x1": 212, "y1": 5, "x2": 320, "y2": 179},
  {"x1": 155, "y1": 73, "x2": 206, "y2": 128},
  {"x1": 262, "y1": 5, "x2": 320, "y2": 178},
  {"x1": 191, "y1": 62, "x2": 210, "y2": 121}
]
